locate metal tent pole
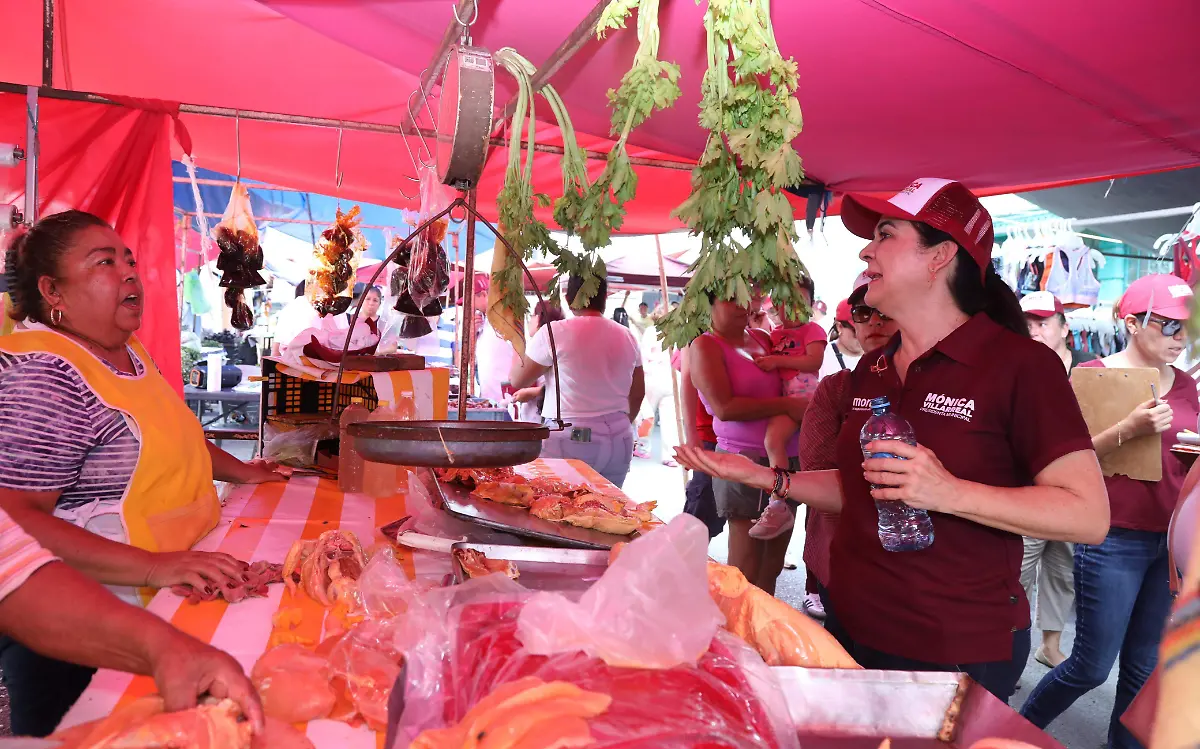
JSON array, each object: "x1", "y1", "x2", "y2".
[
  {"x1": 655, "y1": 234, "x2": 688, "y2": 490},
  {"x1": 24, "y1": 89, "x2": 39, "y2": 223},
  {"x1": 1074, "y1": 204, "x2": 1199, "y2": 227},
  {"x1": 458, "y1": 191, "x2": 478, "y2": 421}
]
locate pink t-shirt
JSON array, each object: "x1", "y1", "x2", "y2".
[{"x1": 770, "y1": 322, "x2": 826, "y2": 399}]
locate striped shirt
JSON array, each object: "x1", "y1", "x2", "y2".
[
  {"x1": 0, "y1": 507, "x2": 57, "y2": 601},
  {"x1": 0, "y1": 346, "x2": 143, "y2": 511}
]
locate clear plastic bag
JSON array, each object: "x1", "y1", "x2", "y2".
[
  {"x1": 309, "y1": 206, "x2": 366, "y2": 317},
  {"x1": 517, "y1": 514, "x2": 722, "y2": 669},
  {"x1": 707, "y1": 561, "x2": 859, "y2": 669},
  {"x1": 262, "y1": 423, "x2": 337, "y2": 467},
  {"x1": 388, "y1": 516, "x2": 799, "y2": 749},
  {"x1": 214, "y1": 183, "x2": 266, "y2": 290},
  {"x1": 402, "y1": 168, "x2": 453, "y2": 316}
]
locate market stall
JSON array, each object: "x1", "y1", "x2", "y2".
[{"x1": 54, "y1": 464, "x2": 1064, "y2": 749}]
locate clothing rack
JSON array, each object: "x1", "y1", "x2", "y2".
[{"x1": 1064, "y1": 306, "x2": 1125, "y2": 357}]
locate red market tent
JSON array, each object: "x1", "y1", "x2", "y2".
[
  {"x1": 2, "y1": 0, "x2": 1198, "y2": 382},
  {"x1": 3, "y1": 1, "x2": 1197, "y2": 214}
]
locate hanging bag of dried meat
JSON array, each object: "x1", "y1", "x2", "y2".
[
  {"x1": 309, "y1": 206, "x2": 366, "y2": 317},
  {"x1": 407, "y1": 169, "x2": 454, "y2": 315},
  {"x1": 215, "y1": 183, "x2": 267, "y2": 289},
  {"x1": 214, "y1": 183, "x2": 267, "y2": 330}
]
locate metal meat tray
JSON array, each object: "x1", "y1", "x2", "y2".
[
  {"x1": 450, "y1": 542, "x2": 609, "y2": 593},
  {"x1": 432, "y1": 474, "x2": 635, "y2": 550},
  {"x1": 774, "y1": 667, "x2": 1063, "y2": 749}
]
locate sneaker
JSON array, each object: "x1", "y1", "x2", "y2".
[
  {"x1": 801, "y1": 593, "x2": 826, "y2": 620},
  {"x1": 749, "y1": 498, "x2": 795, "y2": 540},
  {"x1": 633, "y1": 445, "x2": 651, "y2": 460}
]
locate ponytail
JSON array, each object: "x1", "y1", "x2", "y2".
[{"x1": 912, "y1": 223, "x2": 1028, "y2": 338}]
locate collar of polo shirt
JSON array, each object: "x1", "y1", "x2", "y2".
[{"x1": 876, "y1": 314, "x2": 998, "y2": 370}]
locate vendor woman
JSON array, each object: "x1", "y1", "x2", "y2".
[
  {"x1": 676, "y1": 179, "x2": 1109, "y2": 701},
  {"x1": 0, "y1": 211, "x2": 283, "y2": 735}
]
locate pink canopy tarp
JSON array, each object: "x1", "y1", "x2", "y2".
[{"x1": 4, "y1": 0, "x2": 1197, "y2": 217}]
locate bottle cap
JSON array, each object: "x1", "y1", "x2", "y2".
[
  {"x1": 351, "y1": 397, "x2": 364, "y2": 404},
  {"x1": 377, "y1": 400, "x2": 390, "y2": 408}
]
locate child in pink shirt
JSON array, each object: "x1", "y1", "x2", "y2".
[{"x1": 751, "y1": 283, "x2": 827, "y2": 539}]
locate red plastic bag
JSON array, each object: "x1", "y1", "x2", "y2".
[{"x1": 387, "y1": 517, "x2": 798, "y2": 749}]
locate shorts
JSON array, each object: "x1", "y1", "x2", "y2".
[{"x1": 711, "y1": 448, "x2": 798, "y2": 520}]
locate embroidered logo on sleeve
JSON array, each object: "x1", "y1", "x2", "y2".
[{"x1": 920, "y1": 392, "x2": 975, "y2": 422}]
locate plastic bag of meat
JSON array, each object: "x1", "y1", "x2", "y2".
[
  {"x1": 516, "y1": 514, "x2": 722, "y2": 670},
  {"x1": 406, "y1": 168, "x2": 453, "y2": 315},
  {"x1": 706, "y1": 561, "x2": 859, "y2": 669},
  {"x1": 387, "y1": 524, "x2": 798, "y2": 749},
  {"x1": 214, "y1": 183, "x2": 267, "y2": 290},
  {"x1": 308, "y1": 206, "x2": 366, "y2": 317}
]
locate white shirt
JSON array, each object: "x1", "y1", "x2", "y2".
[
  {"x1": 475, "y1": 318, "x2": 517, "y2": 403},
  {"x1": 527, "y1": 315, "x2": 642, "y2": 420},
  {"x1": 817, "y1": 341, "x2": 860, "y2": 380},
  {"x1": 273, "y1": 296, "x2": 319, "y2": 348}
]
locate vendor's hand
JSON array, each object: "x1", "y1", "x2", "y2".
[
  {"x1": 861, "y1": 441, "x2": 961, "y2": 513},
  {"x1": 236, "y1": 459, "x2": 291, "y2": 484},
  {"x1": 674, "y1": 444, "x2": 765, "y2": 488},
  {"x1": 754, "y1": 356, "x2": 780, "y2": 373},
  {"x1": 1122, "y1": 399, "x2": 1174, "y2": 439},
  {"x1": 150, "y1": 632, "x2": 264, "y2": 734},
  {"x1": 145, "y1": 551, "x2": 248, "y2": 593}
]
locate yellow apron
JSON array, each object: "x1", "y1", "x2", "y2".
[{"x1": 0, "y1": 329, "x2": 219, "y2": 554}]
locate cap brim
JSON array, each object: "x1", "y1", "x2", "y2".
[
  {"x1": 1022, "y1": 310, "x2": 1056, "y2": 319},
  {"x1": 1155, "y1": 302, "x2": 1192, "y2": 321},
  {"x1": 841, "y1": 193, "x2": 919, "y2": 241}
]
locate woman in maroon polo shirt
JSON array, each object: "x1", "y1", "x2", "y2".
[
  {"x1": 799, "y1": 271, "x2": 899, "y2": 617},
  {"x1": 676, "y1": 179, "x2": 1109, "y2": 702},
  {"x1": 1021, "y1": 274, "x2": 1199, "y2": 749}
]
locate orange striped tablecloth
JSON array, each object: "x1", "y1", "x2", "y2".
[{"x1": 58, "y1": 460, "x2": 620, "y2": 747}]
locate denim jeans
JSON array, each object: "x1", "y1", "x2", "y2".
[{"x1": 1019, "y1": 529, "x2": 1174, "y2": 749}]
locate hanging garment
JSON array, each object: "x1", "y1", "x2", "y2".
[
  {"x1": 1174, "y1": 236, "x2": 1199, "y2": 285},
  {"x1": 1017, "y1": 256, "x2": 1045, "y2": 296},
  {"x1": 1045, "y1": 246, "x2": 1102, "y2": 307}
]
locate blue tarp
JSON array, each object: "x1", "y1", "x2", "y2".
[{"x1": 171, "y1": 162, "x2": 495, "y2": 262}]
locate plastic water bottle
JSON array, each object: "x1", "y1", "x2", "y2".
[
  {"x1": 363, "y1": 401, "x2": 399, "y2": 497},
  {"x1": 338, "y1": 398, "x2": 369, "y2": 493},
  {"x1": 859, "y1": 397, "x2": 934, "y2": 552}
]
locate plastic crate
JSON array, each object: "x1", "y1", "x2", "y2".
[{"x1": 262, "y1": 358, "x2": 378, "y2": 418}]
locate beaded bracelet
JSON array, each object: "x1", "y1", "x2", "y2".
[{"x1": 771, "y1": 467, "x2": 792, "y2": 499}]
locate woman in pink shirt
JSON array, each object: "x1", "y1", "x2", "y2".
[
  {"x1": 690, "y1": 294, "x2": 808, "y2": 594},
  {"x1": 753, "y1": 277, "x2": 828, "y2": 539}
]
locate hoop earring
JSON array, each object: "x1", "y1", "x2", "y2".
[{"x1": 50, "y1": 308, "x2": 63, "y2": 326}]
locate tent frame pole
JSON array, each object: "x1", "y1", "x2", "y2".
[
  {"x1": 0, "y1": 83, "x2": 695, "y2": 173},
  {"x1": 23, "y1": 88, "x2": 38, "y2": 223},
  {"x1": 654, "y1": 235, "x2": 688, "y2": 491}
]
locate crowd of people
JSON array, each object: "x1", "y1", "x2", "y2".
[
  {"x1": 0, "y1": 178, "x2": 1194, "y2": 749},
  {"x1": 671, "y1": 179, "x2": 1196, "y2": 749}
]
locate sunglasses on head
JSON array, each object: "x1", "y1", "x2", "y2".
[
  {"x1": 1142, "y1": 314, "x2": 1184, "y2": 337},
  {"x1": 850, "y1": 304, "x2": 891, "y2": 324}
]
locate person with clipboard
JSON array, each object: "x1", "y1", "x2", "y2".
[{"x1": 1022, "y1": 274, "x2": 1199, "y2": 749}]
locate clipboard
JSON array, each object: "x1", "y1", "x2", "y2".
[{"x1": 1070, "y1": 367, "x2": 1162, "y2": 482}]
